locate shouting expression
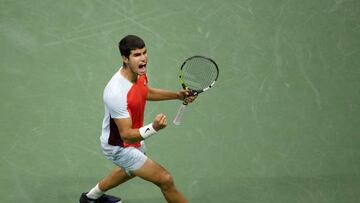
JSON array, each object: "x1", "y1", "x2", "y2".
[{"x1": 123, "y1": 47, "x2": 148, "y2": 76}]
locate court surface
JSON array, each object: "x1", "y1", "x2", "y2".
[{"x1": 0, "y1": 0, "x2": 359, "y2": 202}]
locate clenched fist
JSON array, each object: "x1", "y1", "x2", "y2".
[{"x1": 152, "y1": 113, "x2": 167, "y2": 131}]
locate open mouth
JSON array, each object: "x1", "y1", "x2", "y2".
[
  {"x1": 139, "y1": 64, "x2": 146, "y2": 69},
  {"x1": 138, "y1": 63, "x2": 147, "y2": 74}
]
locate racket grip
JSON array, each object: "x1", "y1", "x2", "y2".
[{"x1": 173, "y1": 103, "x2": 187, "y2": 125}]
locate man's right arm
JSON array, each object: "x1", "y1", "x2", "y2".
[
  {"x1": 113, "y1": 114, "x2": 167, "y2": 143},
  {"x1": 113, "y1": 117, "x2": 143, "y2": 144}
]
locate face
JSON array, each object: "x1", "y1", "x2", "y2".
[{"x1": 123, "y1": 47, "x2": 148, "y2": 76}]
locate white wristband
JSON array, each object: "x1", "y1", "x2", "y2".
[{"x1": 139, "y1": 123, "x2": 157, "y2": 139}]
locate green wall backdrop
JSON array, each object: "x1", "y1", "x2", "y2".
[{"x1": 1, "y1": 0, "x2": 359, "y2": 202}]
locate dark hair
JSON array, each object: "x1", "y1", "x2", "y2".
[{"x1": 118, "y1": 35, "x2": 145, "y2": 57}]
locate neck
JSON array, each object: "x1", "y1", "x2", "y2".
[{"x1": 120, "y1": 66, "x2": 137, "y2": 83}]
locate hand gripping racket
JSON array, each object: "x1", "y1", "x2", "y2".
[{"x1": 173, "y1": 55, "x2": 219, "y2": 125}]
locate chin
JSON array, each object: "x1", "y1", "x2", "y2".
[{"x1": 138, "y1": 71, "x2": 146, "y2": 75}]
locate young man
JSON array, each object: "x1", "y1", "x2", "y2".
[{"x1": 79, "y1": 35, "x2": 196, "y2": 203}]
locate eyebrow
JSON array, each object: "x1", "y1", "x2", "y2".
[{"x1": 132, "y1": 48, "x2": 147, "y2": 56}]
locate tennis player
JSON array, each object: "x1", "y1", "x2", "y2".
[{"x1": 79, "y1": 35, "x2": 196, "y2": 203}]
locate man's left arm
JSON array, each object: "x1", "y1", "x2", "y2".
[
  {"x1": 147, "y1": 87, "x2": 197, "y2": 103},
  {"x1": 147, "y1": 87, "x2": 180, "y2": 101}
]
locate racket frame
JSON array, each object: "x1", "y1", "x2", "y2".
[
  {"x1": 178, "y1": 55, "x2": 219, "y2": 95},
  {"x1": 173, "y1": 55, "x2": 219, "y2": 125}
]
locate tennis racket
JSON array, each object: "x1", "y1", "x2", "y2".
[{"x1": 173, "y1": 55, "x2": 219, "y2": 125}]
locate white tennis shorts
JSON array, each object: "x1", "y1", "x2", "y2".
[{"x1": 101, "y1": 141, "x2": 148, "y2": 176}]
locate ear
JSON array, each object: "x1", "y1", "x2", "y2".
[{"x1": 122, "y1": 55, "x2": 129, "y2": 65}]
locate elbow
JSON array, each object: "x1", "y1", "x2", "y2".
[
  {"x1": 119, "y1": 130, "x2": 139, "y2": 144},
  {"x1": 121, "y1": 136, "x2": 135, "y2": 144},
  {"x1": 119, "y1": 131, "x2": 131, "y2": 143}
]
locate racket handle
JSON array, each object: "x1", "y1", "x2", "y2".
[{"x1": 173, "y1": 103, "x2": 187, "y2": 125}]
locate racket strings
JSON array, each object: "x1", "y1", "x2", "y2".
[{"x1": 182, "y1": 57, "x2": 218, "y2": 90}]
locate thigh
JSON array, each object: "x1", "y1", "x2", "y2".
[
  {"x1": 99, "y1": 167, "x2": 135, "y2": 191},
  {"x1": 108, "y1": 167, "x2": 135, "y2": 181},
  {"x1": 131, "y1": 158, "x2": 170, "y2": 184}
]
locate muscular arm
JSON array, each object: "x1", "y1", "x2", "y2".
[
  {"x1": 147, "y1": 87, "x2": 198, "y2": 104},
  {"x1": 113, "y1": 114, "x2": 167, "y2": 143},
  {"x1": 113, "y1": 117, "x2": 143, "y2": 144},
  {"x1": 147, "y1": 87, "x2": 181, "y2": 101}
]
